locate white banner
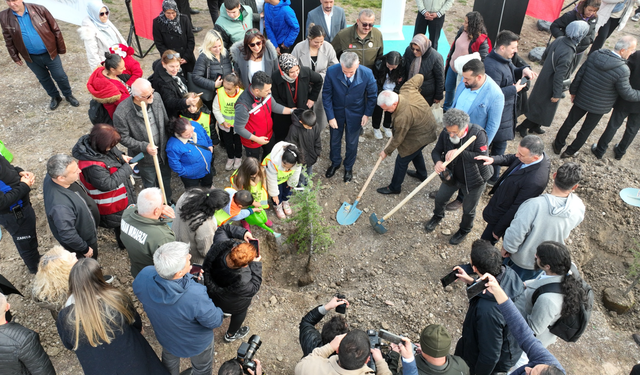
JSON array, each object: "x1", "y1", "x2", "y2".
[{"x1": 28, "y1": 0, "x2": 90, "y2": 26}]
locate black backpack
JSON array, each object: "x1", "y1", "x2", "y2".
[
  {"x1": 88, "y1": 99, "x2": 113, "y2": 125},
  {"x1": 531, "y1": 279, "x2": 593, "y2": 342}
]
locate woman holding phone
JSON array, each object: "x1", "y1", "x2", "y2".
[{"x1": 192, "y1": 29, "x2": 234, "y2": 109}]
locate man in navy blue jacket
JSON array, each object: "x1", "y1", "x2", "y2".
[{"x1": 323, "y1": 52, "x2": 377, "y2": 182}]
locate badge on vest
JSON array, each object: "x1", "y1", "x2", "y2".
[{"x1": 368, "y1": 42, "x2": 373, "y2": 48}]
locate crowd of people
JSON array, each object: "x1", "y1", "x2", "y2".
[{"x1": 1, "y1": 0, "x2": 640, "y2": 374}]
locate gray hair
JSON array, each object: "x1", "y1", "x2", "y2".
[
  {"x1": 377, "y1": 90, "x2": 399, "y2": 107},
  {"x1": 47, "y1": 154, "x2": 74, "y2": 179},
  {"x1": 520, "y1": 135, "x2": 544, "y2": 156},
  {"x1": 614, "y1": 35, "x2": 637, "y2": 52},
  {"x1": 153, "y1": 241, "x2": 190, "y2": 279},
  {"x1": 340, "y1": 52, "x2": 359, "y2": 68},
  {"x1": 359, "y1": 9, "x2": 374, "y2": 19},
  {"x1": 442, "y1": 108, "x2": 470, "y2": 129},
  {"x1": 131, "y1": 78, "x2": 152, "y2": 97},
  {"x1": 137, "y1": 188, "x2": 163, "y2": 216}
]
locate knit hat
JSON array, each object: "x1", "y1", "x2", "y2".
[{"x1": 419, "y1": 324, "x2": 451, "y2": 358}]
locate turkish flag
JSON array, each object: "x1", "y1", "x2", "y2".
[
  {"x1": 526, "y1": 0, "x2": 564, "y2": 22},
  {"x1": 132, "y1": 0, "x2": 163, "y2": 40}
]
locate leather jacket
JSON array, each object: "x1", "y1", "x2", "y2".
[{"x1": 0, "y1": 3, "x2": 66, "y2": 63}]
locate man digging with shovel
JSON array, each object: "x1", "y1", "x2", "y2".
[{"x1": 375, "y1": 74, "x2": 439, "y2": 195}]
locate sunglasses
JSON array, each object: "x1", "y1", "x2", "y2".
[
  {"x1": 249, "y1": 41, "x2": 262, "y2": 48},
  {"x1": 166, "y1": 52, "x2": 180, "y2": 59},
  {"x1": 360, "y1": 22, "x2": 374, "y2": 28},
  {"x1": 140, "y1": 90, "x2": 155, "y2": 100},
  {"x1": 100, "y1": 11, "x2": 109, "y2": 16}
]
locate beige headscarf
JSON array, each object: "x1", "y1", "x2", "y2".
[{"x1": 408, "y1": 34, "x2": 432, "y2": 79}]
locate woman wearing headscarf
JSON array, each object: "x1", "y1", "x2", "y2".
[
  {"x1": 77, "y1": 0, "x2": 127, "y2": 69},
  {"x1": 152, "y1": 0, "x2": 196, "y2": 74},
  {"x1": 270, "y1": 54, "x2": 323, "y2": 144},
  {"x1": 403, "y1": 33, "x2": 444, "y2": 106},
  {"x1": 516, "y1": 21, "x2": 592, "y2": 135}
]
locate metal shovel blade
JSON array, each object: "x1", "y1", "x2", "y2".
[
  {"x1": 337, "y1": 200, "x2": 362, "y2": 225},
  {"x1": 369, "y1": 212, "x2": 387, "y2": 234},
  {"x1": 620, "y1": 188, "x2": 640, "y2": 207}
]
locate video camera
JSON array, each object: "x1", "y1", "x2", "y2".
[
  {"x1": 236, "y1": 335, "x2": 262, "y2": 374},
  {"x1": 366, "y1": 329, "x2": 418, "y2": 371}
]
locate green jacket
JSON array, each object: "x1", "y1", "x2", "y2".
[
  {"x1": 331, "y1": 24, "x2": 383, "y2": 70},
  {"x1": 120, "y1": 205, "x2": 175, "y2": 278},
  {"x1": 213, "y1": 5, "x2": 253, "y2": 50}
]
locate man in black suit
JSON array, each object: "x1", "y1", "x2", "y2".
[{"x1": 474, "y1": 135, "x2": 550, "y2": 245}]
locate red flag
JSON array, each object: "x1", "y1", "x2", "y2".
[
  {"x1": 526, "y1": 0, "x2": 564, "y2": 22},
  {"x1": 132, "y1": 0, "x2": 163, "y2": 41}
]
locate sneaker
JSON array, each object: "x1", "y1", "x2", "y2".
[
  {"x1": 275, "y1": 203, "x2": 286, "y2": 219},
  {"x1": 223, "y1": 312, "x2": 232, "y2": 318},
  {"x1": 384, "y1": 128, "x2": 393, "y2": 138},
  {"x1": 224, "y1": 326, "x2": 250, "y2": 342},
  {"x1": 632, "y1": 13, "x2": 640, "y2": 22},
  {"x1": 233, "y1": 157, "x2": 243, "y2": 169},
  {"x1": 282, "y1": 201, "x2": 292, "y2": 215},
  {"x1": 103, "y1": 275, "x2": 115, "y2": 284},
  {"x1": 373, "y1": 128, "x2": 383, "y2": 139},
  {"x1": 265, "y1": 219, "x2": 273, "y2": 227},
  {"x1": 225, "y1": 158, "x2": 234, "y2": 171}
]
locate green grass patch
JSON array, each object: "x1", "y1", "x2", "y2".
[
  {"x1": 340, "y1": 0, "x2": 382, "y2": 9},
  {"x1": 458, "y1": 0, "x2": 467, "y2": 5}
]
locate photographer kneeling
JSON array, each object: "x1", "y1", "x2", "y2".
[
  {"x1": 299, "y1": 296, "x2": 350, "y2": 356},
  {"x1": 218, "y1": 358, "x2": 262, "y2": 375}
]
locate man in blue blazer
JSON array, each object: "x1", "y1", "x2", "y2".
[
  {"x1": 305, "y1": 0, "x2": 346, "y2": 43},
  {"x1": 323, "y1": 52, "x2": 377, "y2": 182}
]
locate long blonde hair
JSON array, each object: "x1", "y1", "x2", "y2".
[
  {"x1": 66, "y1": 258, "x2": 135, "y2": 350},
  {"x1": 32, "y1": 246, "x2": 75, "y2": 309},
  {"x1": 201, "y1": 29, "x2": 227, "y2": 61}
]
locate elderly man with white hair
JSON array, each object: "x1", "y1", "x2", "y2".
[
  {"x1": 120, "y1": 187, "x2": 176, "y2": 278},
  {"x1": 375, "y1": 74, "x2": 439, "y2": 195},
  {"x1": 113, "y1": 78, "x2": 173, "y2": 203},
  {"x1": 133, "y1": 241, "x2": 224, "y2": 375}
]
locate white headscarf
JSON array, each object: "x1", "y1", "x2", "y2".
[{"x1": 86, "y1": 0, "x2": 110, "y2": 31}]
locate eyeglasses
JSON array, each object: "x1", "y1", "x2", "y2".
[
  {"x1": 166, "y1": 52, "x2": 180, "y2": 60},
  {"x1": 246, "y1": 29, "x2": 260, "y2": 35},
  {"x1": 100, "y1": 11, "x2": 109, "y2": 16},
  {"x1": 360, "y1": 22, "x2": 374, "y2": 28},
  {"x1": 249, "y1": 41, "x2": 262, "y2": 48},
  {"x1": 140, "y1": 89, "x2": 155, "y2": 100}
]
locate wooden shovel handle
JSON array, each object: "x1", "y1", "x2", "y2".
[
  {"x1": 140, "y1": 101, "x2": 168, "y2": 205},
  {"x1": 356, "y1": 137, "x2": 394, "y2": 201}
]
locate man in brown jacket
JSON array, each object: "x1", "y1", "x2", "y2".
[
  {"x1": 0, "y1": 0, "x2": 78, "y2": 110},
  {"x1": 376, "y1": 74, "x2": 439, "y2": 194}
]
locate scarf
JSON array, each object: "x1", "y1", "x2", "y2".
[
  {"x1": 158, "y1": 0, "x2": 182, "y2": 35},
  {"x1": 279, "y1": 54, "x2": 299, "y2": 83},
  {"x1": 172, "y1": 75, "x2": 188, "y2": 96},
  {"x1": 86, "y1": 0, "x2": 110, "y2": 30},
  {"x1": 565, "y1": 20, "x2": 590, "y2": 45},
  {"x1": 408, "y1": 34, "x2": 431, "y2": 79}
]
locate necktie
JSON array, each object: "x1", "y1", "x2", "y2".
[{"x1": 346, "y1": 78, "x2": 352, "y2": 87}]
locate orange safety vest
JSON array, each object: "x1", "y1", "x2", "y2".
[{"x1": 77, "y1": 160, "x2": 128, "y2": 215}]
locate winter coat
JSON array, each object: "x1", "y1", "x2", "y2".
[
  {"x1": 445, "y1": 26, "x2": 491, "y2": 69},
  {"x1": 173, "y1": 190, "x2": 218, "y2": 265},
  {"x1": 595, "y1": 0, "x2": 638, "y2": 33},
  {"x1": 571, "y1": 48, "x2": 640, "y2": 114},
  {"x1": 0, "y1": 155, "x2": 31, "y2": 214},
  {"x1": 203, "y1": 231, "x2": 262, "y2": 314},
  {"x1": 0, "y1": 3, "x2": 65, "y2": 63},
  {"x1": 484, "y1": 51, "x2": 527, "y2": 142},
  {"x1": 230, "y1": 39, "x2": 279, "y2": 92},
  {"x1": 241, "y1": 0, "x2": 261, "y2": 29},
  {"x1": 431, "y1": 124, "x2": 492, "y2": 192},
  {"x1": 298, "y1": 305, "x2": 326, "y2": 357},
  {"x1": 113, "y1": 93, "x2": 169, "y2": 166},
  {"x1": 452, "y1": 75, "x2": 504, "y2": 144},
  {"x1": 525, "y1": 37, "x2": 576, "y2": 127},
  {"x1": 43, "y1": 177, "x2": 97, "y2": 256},
  {"x1": 482, "y1": 153, "x2": 550, "y2": 238},
  {"x1": 151, "y1": 59, "x2": 190, "y2": 119},
  {"x1": 286, "y1": 109, "x2": 322, "y2": 166},
  {"x1": 152, "y1": 14, "x2": 195, "y2": 73},
  {"x1": 264, "y1": 0, "x2": 299, "y2": 48},
  {"x1": 615, "y1": 51, "x2": 640, "y2": 113},
  {"x1": 166, "y1": 121, "x2": 213, "y2": 179},
  {"x1": 332, "y1": 25, "x2": 384, "y2": 70},
  {"x1": 192, "y1": 51, "x2": 234, "y2": 92},
  {"x1": 374, "y1": 56, "x2": 405, "y2": 94},
  {"x1": 385, "y1": 74, "x2": 438, "y2": 158},
  {"x1": 264, "y1": 141, "x2": 302, "y2": 196},
  {"x1": 133, "y1": 266, "x2": 224, "y2": 358},
  {"x1": 454, "y1": 266, "x2": 525, "y2": 375},
  {"x1": 503, "y1": 193, "x2": 585, "y2": 270},
  {"x1": 550, "y1": 9, "x2": 598, "y2": 54},
  {"x1": 295, "y1": 343, "x2": 392, "y2": 375},
  {"x1": 400, "y1": 354, "x2": 469, "y2": 375},
  {"x1": 522, "y1": 274, "x2": 565, "y2": 347},
  {"x1": 403, "y1": 45, "x2": 444, "y2": 105},
  {"x1": 86, "y1": 66, "x2": 130, "y2": 119},
  {"x1": 214, "y1": 5, "x2": 253, "y2": 50},
  {"x1": 323, "y1": 64, "x2": 378, "y2": 128},
  {"x1": 305, "y1": 5, "x2": 346, "y2": 42},
  {"x1": 56, "y1": 302, "x2": 169, "y2": 375},
  {"x1": 120, "y1": 205, "x2": 175, "y2": 278},
  {"x1": 77, "y1": 16, "x2": 126, "y2": 69},
  {"x1": 0, "y1": 321, "x2": 55, "y2": 375},
  {"x1": 71, "y1": 135, "x2": 135, "y2": 229}
]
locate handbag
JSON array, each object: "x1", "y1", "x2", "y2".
[{"x1": 187, "y1": 61, "x2": 214, "y2": 101}]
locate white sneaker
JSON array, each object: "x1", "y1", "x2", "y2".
[
  {"x1": 225, "y1": 158, "x2": 234, "y2": 171},
  {"x1": 373, "y1": 128, "x2": 383, "y2": 139},
  {"x1": 384, "y1": 128, "x2": 393, "y2": 138},
  {"x1": 632, "y1": 13, "x2": 640, "y2": 22},
  {"x1": 233, "y1": 157, "x2": 242, "y2": 169},
  {"x1": 282, "y1": 201, "x2": 292, "y2": 215}
]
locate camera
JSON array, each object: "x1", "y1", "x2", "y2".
[
  {"x1": 236, "y1": 335, "x2": 262, "y2": 374},
  {"x1": 335, "y1": 293, "x2": 347, "y2": 314},
  {"x1": 366, "y1": 329, "x2": 381, "y2": 372}
]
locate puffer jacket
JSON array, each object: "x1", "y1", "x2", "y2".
[
  {"x1": 431, "y1": 124, "x2": 492, "y2": 192},
  {"x1": 264, "y1": 0, "x2": 299, "y2": 48},
  {"x1": 213, "y1": 5, "x2": 253, "y2": 50},
  {"x1": 86, "y1": 66, "x2": 130, "y2": 119},
  {"x1": 166, "y1": 121, "x2": 213, "y2": 180},
  {"x1": 403, "y1": 45, "x2": 444, "y2": 105},
  {"x1": 286, "y1": 109, "x2": 322, "y2": 166},
  {"x1": 192, "y1": 52, "x2": 234, "y2": 92},
  {"x1": 445, "y1": 26, "x2": 491, "y2": 69},
  {"x1": 571, "y1": 48, "x2": 640, "y2": 114},
  {"x1": 0, "y1": 322, "x2": 56, "y2": 375},
  {"x1": 77, "y1": 16, "x2": 126, "y2": 69},
  {"x1": 71, "y1": 134, "x2": 134, "y2": 229},
  {"x1": 550, "y1": 9, "x2": 597, "y2": 54}
]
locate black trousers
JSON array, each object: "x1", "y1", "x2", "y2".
[
  {"x1": 595, "y1": 108, "x2": 640, "y2": 157},
  {"x1": 175, "y1": 0, "x2": 193, "y2": 23},
  {"x1": 227, "y1": 307, "x2": 248, "y2": 335},
  {"x1": 554, "y1": 105, "x2": 604, "y2": 155},
  {"x1": 0, "y1": 205, "x2": 39, "y2": 273},
  {"x1": 589, "y1": 17, "x2": 621, "y2": 54},
  {"x1": 372, "y1": 104, "x2": 392, "y2": 129},
  {"x1": 244, "y1": 139, "x2": 275, "y2": 162},
  {"x1": 220, "y1": 129, "x2": 243, "y2": 159},
  {"x1": 207, "y1": 0, "x2": 220, "y2": 24},
  {"x1": 413, "y1": 13, "x2": 445, "y2": 50}
]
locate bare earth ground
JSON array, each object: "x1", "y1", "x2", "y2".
[{"x1": 1, "y1": 0, "x2": 640, "y2": 374}]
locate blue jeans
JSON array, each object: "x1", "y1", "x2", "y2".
[
  {"x1": 25, "y1": 53, "x2": 72, "y2": 98},
  {"x1": 162, "y1": 338, "x2": 214, "y2": 375},
  {"x1": 138, "y1": 162, "x2": 173, "y2": 203},
  {"x1": 330, "y1": 120, "x2": 361, "y2": 170},
  {"x1": 276, "y1": 182, "x2": 292, "y2": 203},
  {"x1": 298, "y1": 164, "x2": 313, "y2": 186},
  {"x1": 443, "y1": 66, "x2": 457, "y2": 111},
  {"x1": 503, "y1": 257, "x2": 542, "y2": 282},
  {"x1": 490, "y1": 140, "x2": 508, "y2": 181},
  {"x1": 388, "y1": 146, "x2": 427, "y2": 192}
]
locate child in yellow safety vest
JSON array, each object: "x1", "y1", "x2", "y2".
[
  {"x1": 180, "y1": 92, "x2": 221, "y2": 147},
  {"x1": 213, "y1": 189, "x2": 262, "y2": 226},
  {"x1": 263, "y1": 142, "x2": 304, "y2": 219},
  {"x1": 231, "y1": 157, "x2": 275, "y2": 231},
  {"x1": 212, "y1": 73, "x2": 244, "y2": 171}
]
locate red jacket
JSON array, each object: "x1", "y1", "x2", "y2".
[{"x1": 86, "y1": 66, "x2": 130, "y2": 118}]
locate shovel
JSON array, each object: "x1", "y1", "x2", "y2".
[
  {"x1": 370, "y1": 135, "x2": 477, "y2": 234},
  {"x1": 620, "y1": 188, "x2": 640, "y2": 207},
  {"x1": 140, "y1": 101, "x2": 168, "y2": 205},
  {"x1": 337, "y1": 138, "x2": 393, "y2": 225}
]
